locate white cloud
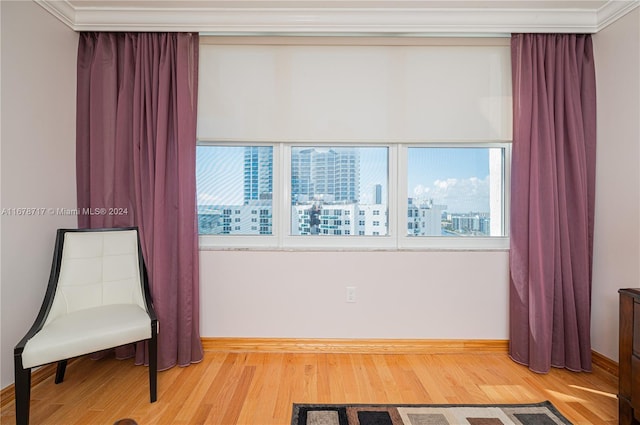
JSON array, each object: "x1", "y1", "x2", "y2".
[{"x1": 413, "y1": 176, "x2": 490, "y2": 213}]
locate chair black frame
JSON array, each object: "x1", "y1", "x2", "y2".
[{"x1": 13, "y1": 227, "x2": 158, "y2": 425}]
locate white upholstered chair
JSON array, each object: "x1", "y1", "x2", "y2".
[{"x1": 13, "y1": 227, "x2": 158, "y2": 425}]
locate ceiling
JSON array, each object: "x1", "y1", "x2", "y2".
[{"x1": 36, "y1": 0, "x2": 640, "y2": 34}]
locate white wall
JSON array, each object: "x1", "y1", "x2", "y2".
[
  {"x1": 0, "y1": 1, "x2": 78, "y2": 388},
  {"x1": 200, "y1": 250, "x2": 510, "y2": 339},
  {"x1": 591, "y1": 8, "x2": 640, "y2": 362}
]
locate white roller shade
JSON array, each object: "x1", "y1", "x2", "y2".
[{"x1": 198, "y1": 38, "x2": 511, "y2": 142}]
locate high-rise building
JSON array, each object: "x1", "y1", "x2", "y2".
[
  {"x1": 291, "y1": 148, "x2": 359, "y2": 203},
  {"x1": 291, "y1": 203, "x2": 386, "y2": 236},
  {"x1": 244, "y1": 146, "x2": 273, "y2": 204}
]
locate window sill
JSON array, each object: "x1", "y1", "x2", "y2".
[{"x1": 198, "y1": 235, "x2": 510, "y2": 252}]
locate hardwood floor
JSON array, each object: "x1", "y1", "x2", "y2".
[{"x1": 1, "y1": 350, "x2": 618, "y2": 424}]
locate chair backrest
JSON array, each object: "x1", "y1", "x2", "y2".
[{"x1": 44, "y1": 229, "x2": 146, "y2": 326}]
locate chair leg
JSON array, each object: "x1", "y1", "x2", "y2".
[
  {"x1": 14, "y1": 357, "x2": 31, "y2": 425},
  {"x1": 149, "y1": 332, "x2": 158, "y2": 403},
  {"x1": 55, "y1": 360, "x2": 67, "y2": 384}
]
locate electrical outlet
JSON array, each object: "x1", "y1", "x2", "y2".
[{"x1": 346, "y1": 286, "x2": 356, "y2": 303}]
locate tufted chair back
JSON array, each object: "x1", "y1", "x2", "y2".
[{"x1": 44, "y1": 230, "x2": 146, "y2": 326}]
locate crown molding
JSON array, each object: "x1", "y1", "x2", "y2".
[
  {"x1": 35, "y1": 0, "x2": 640, "y2": 34},
  {"x1": 36, "y1": 0, "x2": 76, "y2": 29},
  {"x1": 596, "y1": 0, "x2": 640, "y2": 31}
]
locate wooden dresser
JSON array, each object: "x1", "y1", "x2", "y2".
[{"x1": 619, "y1": 288, "x2": 640, "y2": 425}]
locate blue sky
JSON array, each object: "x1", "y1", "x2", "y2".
[
  {"x1": 197, "y1": 146, "x2": 493, "y2": 213},
  {"x1": 407, "y1": 147, "x2": 491, "y2": 213}
]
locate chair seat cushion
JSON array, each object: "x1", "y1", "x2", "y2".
[{"x1": 22, "y1": 304, "x2": 152, "y2": 369}]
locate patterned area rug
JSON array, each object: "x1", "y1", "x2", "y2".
[{"x1": 291, "y1": 401, "x2": 572, "y2": 425}]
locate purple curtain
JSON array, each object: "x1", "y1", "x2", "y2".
[
  {"x1": 76, "y1": 32, "x2": 203, "y2": 370},
  {"x1": 509, "y1": 34, "x2": 596, "y2": 373}
]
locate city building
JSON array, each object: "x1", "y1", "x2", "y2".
[
  {"x1": 244, "y1": 146, "x2": 273, "y2": 203},
  {"x1": 291, "y1": 148, "x2": 359, "y2": 203},
  {"x1": 407, "y1": 198, "x2": 447, "y2": 236}
]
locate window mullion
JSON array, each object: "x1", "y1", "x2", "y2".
[
  {"x1": 396, "y1": 144, "x2": 408, "y2": 249},
  {"x1": 277, "y1": 142, "x2": 289, "y2": 248}
]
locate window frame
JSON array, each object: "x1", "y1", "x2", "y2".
[
  {"x1": 197, "y1": 141, "x2": 281, "y2": 249},
  {"x1": 197, "y1": 140, "x2": 510, "y2": 251},
  {"x1": 397, "y1": 141, "x2": 511, "y2": 251}
]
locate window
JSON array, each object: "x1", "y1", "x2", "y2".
[
  {"x1": 290, "y1": 146, "x2": 388, "y2": 237},
  {"x1": 196, "y1": 142, "x2": 510, "y2": 249},
  {"x1": 196, "y1": 145, "x2": 273, "y2": 235},
  {"x1": 197, "y1": 37, "x2": 511, "y2": 250},
  {"x1": 407, "y1": 146, "x2": 505, "y2": 237}
]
